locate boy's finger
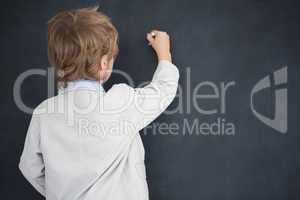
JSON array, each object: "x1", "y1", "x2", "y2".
[
  {"x1": 150, "y1": 29, "x2": 158, "y2": 34},
  {"x1": 150, "y1": 30, "x2": 161, "y2": 37},
  {"x1": 146, "y1": 33, "x2": 154, "y2": 44}
]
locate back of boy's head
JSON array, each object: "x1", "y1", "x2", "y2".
[{"x1": 47, "y1": 7, "x2": 119, "y2": 86}]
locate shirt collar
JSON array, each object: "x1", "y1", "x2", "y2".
[{"x1": 58, "y1": 79, "x2": 105, "y2": 94}]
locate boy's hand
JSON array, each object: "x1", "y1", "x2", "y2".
[{"x1": 147, "y1": 30, "x2": 172, "y2": 62}]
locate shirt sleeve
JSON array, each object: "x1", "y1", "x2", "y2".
[
  {"x1": 115, "y1": 59, "x2": 180, "y2": 133},
  {"x1": 19, "y1": 112, "x2": 46, "y2": 197}
]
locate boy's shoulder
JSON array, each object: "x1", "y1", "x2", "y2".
[
  {"x1": 107, "y1": 83, "x2": 135, "y2": 96},
  {"x1": 32, "y1": 83, "x2": 136, "y2": 116},
  {"x1": 31, "y1": 96, "x2": 57, "y2": 116},
  {"x1": 104, "y1": 83, "x2": 136, "y2": 109}
]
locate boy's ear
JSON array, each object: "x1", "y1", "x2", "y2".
[{"x1": 100, "y1": 54, "x2": 109, "y2": 70}]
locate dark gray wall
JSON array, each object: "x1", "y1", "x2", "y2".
[{"x1": 1, "y1": 0, "x2": 300, "y2": 199}]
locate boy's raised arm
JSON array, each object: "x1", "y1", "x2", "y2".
[
  {"x1": 112, "y1": 30, "x2": 179, "y2": 132},
  {"x1": 129, "y1": 58, "x2": 179, "y2": 131}
]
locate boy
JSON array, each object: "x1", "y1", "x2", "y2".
[{"x1": 19, "y1": 7, "x2": 179, "y2": 200}]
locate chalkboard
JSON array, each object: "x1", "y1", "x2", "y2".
[{"x1": 1, "y1": 0, "x2": 300, "y2": 199}]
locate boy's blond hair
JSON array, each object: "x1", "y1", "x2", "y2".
[{"x1": 47, "y1": 7, "x2": 118, "y2": 86}]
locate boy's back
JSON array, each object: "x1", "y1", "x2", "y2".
[{"x1": 19, "y1": 7, "x2": 179, "y2": 200}]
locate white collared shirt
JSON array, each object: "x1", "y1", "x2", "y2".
[
  {"x1": 19, "y1": 60, "x2": 179, "y2": 200},
  {"x1": 58, "y1": 79, "x2": 106, "y2": 94}
]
